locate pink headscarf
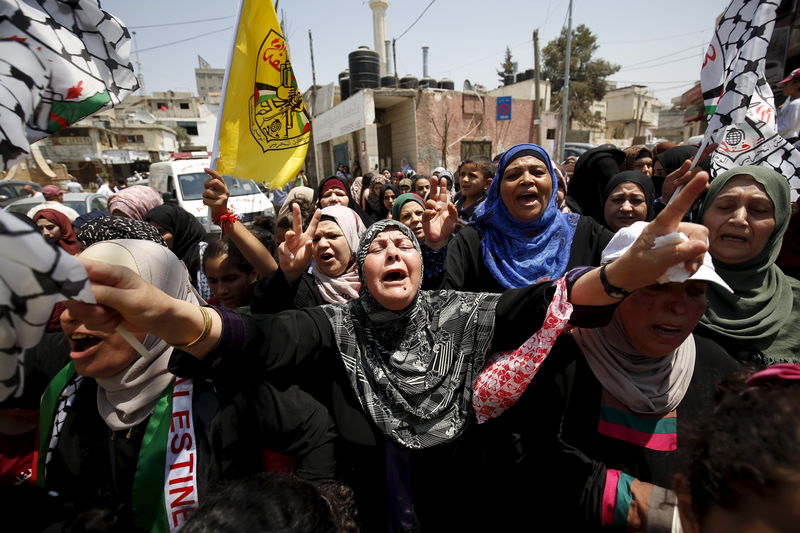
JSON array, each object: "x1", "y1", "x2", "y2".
[
  {"x1": 311, "y1": 204, "x2": 366, "y2": 304},
  {"x1": 108, "y1": 187, "x2": 163, "y2": 220}
]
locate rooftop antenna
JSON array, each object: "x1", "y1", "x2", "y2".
[{"x1": 132, "y1": 31, "x2": 146, "y2": 96}]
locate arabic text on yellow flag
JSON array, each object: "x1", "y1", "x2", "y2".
[{"x1": 213, "y1": 0, "x2": 310, "y2": 188}]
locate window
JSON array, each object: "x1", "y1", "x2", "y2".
[
  {"x1": 155, "y1": 102, "x2": 167, "y2": 110},
  {"x1": 179, "y1": 102, "x2": 190, "y2": 110},
  {"x1": 460, "y1": 140, "x2": 492, "y2": 160},
  {"x1": 546, "y1": 128, "x2": 556, "y2": 140},
  {"x1": 177, "y1": 122, "x2": 199, "y2": 136},
  {"x1": 118, "y1": 134, "x2": 144, "y2": 143}
]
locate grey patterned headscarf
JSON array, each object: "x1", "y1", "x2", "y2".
[{"x1": 322, "y1": 220, "x2": 501, "y2": 449}]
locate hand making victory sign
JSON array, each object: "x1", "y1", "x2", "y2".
[{"x1": 277, "y1": 203, "x2": 321, "y2": 284}]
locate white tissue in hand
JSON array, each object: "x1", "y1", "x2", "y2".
[{"x1": 652, "y1": 232, "x2": 690, "y2": 283}]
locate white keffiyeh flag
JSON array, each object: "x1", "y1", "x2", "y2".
[
  {"x1": 0, "y1": 211, "x2": 94, "y2": 401},
  {"x1": 0, "y1": 0, "x2": 139, "y2": 170},
  {"x1": 699, "y1": 0, "x2": 800, "y2": 196}
]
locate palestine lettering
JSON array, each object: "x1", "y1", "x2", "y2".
[{"x1": 165, "y1": 378, "x2": 198, "y2": 530}]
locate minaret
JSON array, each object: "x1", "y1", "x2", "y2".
[{"x1": 369, "y1": 0, "x2": 389, "y2": 75}]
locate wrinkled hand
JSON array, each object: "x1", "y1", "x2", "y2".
[
  {"x1": 63, "y1": 258, "x2": 178, "y2": 337},
  {"x1": 422, "y1": 176, "x2": 457, "y2": 249},
  {"x1": 203, "y1": 168, "x2": 230, "y2": 220},
  {"x1": 660, "y1": 143, "x2": 716, "y2": 202},
  {"x1": 277, "y1": 204, "x2": 321, "y2": 283},
  {"x1": 608, "y1": 171, "x2": 710, "y2": 292}
]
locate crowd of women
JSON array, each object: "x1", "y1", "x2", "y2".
[{"x1": 4, "y1": 141, "x2": 800, "y2": 532}]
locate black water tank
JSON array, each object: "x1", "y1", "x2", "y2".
[
  {"x1": 380, "y1": 75, "x2": 398, "y2": 88},
  {"x1": 504, "y1": 74, "x2": 515, "y2": 86},
  {"x1": 525, "y1": 69, "x2": 534, "y2": 80},
  {"x1": 437, "y1": 78, "x2": 455, "y2": 90},
  {"x1": 400, "y1": 75, "x2": 419, "y2": 89},
  {"x1": 338, "y1": 69, "x2": 349, "y2": 82},
  {"x1": 515, "y1": 73, "x2": 525, "y2": 83},
  {"x1": 419, "y1": 77, "x2": 437, "y2": 88},
  {"x1": 348, "y1": 47, "x2": 380, "y2": 92},
  {"x1": 340, "y1": 77, "x2": 350, "y2": 100}
]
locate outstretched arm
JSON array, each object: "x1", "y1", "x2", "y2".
[{"x1": 203, "y1": 168, "x2": 278, "y2": 279}]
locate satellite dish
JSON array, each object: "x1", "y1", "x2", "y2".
[{"x1": 463, "y1": 79, "x2": 473, "y2": 92}]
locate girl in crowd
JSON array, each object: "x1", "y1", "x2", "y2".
[
  {"x1": 479, "y1": 221, "x2": 737, "y2": 531},
  {"x1": 251, "y1": 204, "x2": 366, "y2": 314},
  {"x1": 41, "y1": 240, "x2": 335, "y2": 531},
  {"x1": 455, "y1": 156, "x2": 494, "y2": 225},
  {"x1": 32, "y1": 209, "x2": 81, "y2": 254},
  {"x1": 392, "y1": 192, "x2": 448, "y2": 289},
  {"x1": 697, "y1": 166, "x2": 800, "y2": 366},
  {"x1": 620, "y1": 145, "x2": 654, "y2": 177},
  {"x1": 676, "y1": 364, "x2": 800, "y2": 533},
  {"x1": 145, "y1": 204, "x2": 210, "y2": 299},
  {"x1": 316, "y1": 175, "x2": 373, "y2": 227},
  {"x1": 602, "y1": 171, "x2": 656, "y2": 232},
  {"x1": 654, "y1": 144, "x2": 699, "y2": 201},
  {"x1": 376, "y1": 182, "x2": 399, "y2": 220},
  {"x1": 434, "y1": 143, "x2": 612, "y2": 293},
  {"x1": 66, "y1": 172, "x2": 711, "y2": 530},
  {"x1": 202, "y1": 236, "x2": 260, "y2": 311},
  {"x1": 412, "y1": 174, "x2": 431, "y2": 199},
  {"x1": 107, "y1": 186, "x2": 163, "y2": 220},
  {"x1": 565, "y1": 144, "x2": 625, "y2": 219}
]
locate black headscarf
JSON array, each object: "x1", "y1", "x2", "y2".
[
  {"x1": 566, "y1": 144, "x2": 625, "y2": 224},
  {"x1": 653, "y1": 145, "x2": 699, "y2": 198},
  {"x1": 376, "y1": 183, "x2": 400, "y2": 220},
  {"x1": 315, "y1": 175, "x2": 374, "y2": 227},
  {"x1": 144, "y1": 204, "x2": 206, "y2": 266},
  {"x1": 601, "y1": 171, "x2": 656, "y2": 230}
]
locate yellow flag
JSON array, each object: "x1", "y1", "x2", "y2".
[{"x1": 212, "y1": 0, "x2": 310, "y2": 188}]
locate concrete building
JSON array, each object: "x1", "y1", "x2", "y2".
[
  {"x1": 567, "y1": 100, "x2": 607, "y2": 145},
  {"x1": 195, "y1": 56, "x2": 225, "y2": 105},
  {"x1": 654, "y1": 107, "x2": 686, "y2": 143},
  {"x1": 310, "y1": 86, "x2": 561, "y2": 178},
  {"x1": 487, "y1": 78, "x2": 552, "y2": 112},
  {"x1": 603, "y1": 85, "x2": 663, "y2": 145}
]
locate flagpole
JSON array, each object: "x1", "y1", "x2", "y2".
[{"x1": 558, "y1": 0, "x2": 573, "y2": 162}]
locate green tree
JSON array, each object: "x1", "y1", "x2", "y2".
[
  {"x1": 542, "y1": 24, "x2": 620, "y2": 128},
  {"x1": 497, "y1": 46, "x2": 515, "y2": 85}
]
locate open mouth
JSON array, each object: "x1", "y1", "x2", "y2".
[
  {"x1": 652, "y1": 324, "x2": 682, "y2": 336},
  {"x1": 320, "y1": 252, "x2": 335, "y2": 261},
  {"x1": 383, "y1": 270, "x2": 407, "y2": 282},
  {"x1": 69, "y1": 333, "x2": 103, "y2": 354},
  {"x1": 517, "y1": 192, "x2": 539, "y2": 206}
]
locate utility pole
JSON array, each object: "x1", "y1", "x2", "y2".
[
  {"x1": 308, "y1": 30, "x2": 317, "y2": 105},
  {"x1": 558, "y1": 0, "x2": 573, "y2": 161},
  {"x1": 132, "y1": 31, "x2": 146, "y2": 96},
  {"x1": 392, "y1": 38, "x2": 398, "y2": 80},
  {"x1": 533, "y1": 29, "x2": 542, "y2": 145}
]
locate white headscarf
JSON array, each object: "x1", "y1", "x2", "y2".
[
  {"x1": 81, "y1": 239, "x2": 200, "y2": 430},
  {"x1": 311, "y1": 205, "x2": 366, "y2": 304}
]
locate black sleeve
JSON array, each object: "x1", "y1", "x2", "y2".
[
  {"x1": 440, "y1": 226, "x2": 481, "y2": 290},
  {"x1": 567, "y1": 217, "x2": 614, "y2": 270},
  {"x1": 250, "y1": 270, "x2": 322, "y2": 314},
  {"x1": 201, "y1": 307, "x2": 338, "y2": 379},
  {"x1": 490, "y1": 281, "x2": 556, "y2": 351}
]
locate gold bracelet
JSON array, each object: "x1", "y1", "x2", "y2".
[{"x1": 172, "y1": 306, "x2": 213, "y2": 349}]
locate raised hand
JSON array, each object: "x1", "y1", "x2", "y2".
[
  {"x1": 660, "y1": 143, "x2": 716, "y2": 202},
  {"x1": 203, "y1": 168, "x2": 230, "y2": 220},
  {"x1": 421, "y1": 176, "x2": 457, "y2": 249},
  {"x1": 277, "y1": 204, "x2": 321, "y2": 283}
]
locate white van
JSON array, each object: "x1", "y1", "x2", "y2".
[{"x1": 149, "y1": 158, "x2": 274, "y2": 229}]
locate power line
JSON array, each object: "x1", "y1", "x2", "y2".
[
  {"x1": 137, "y1": 26, "x2": 233, "y2": 53},
  {"x1": 602, "y1": 29, "x2": 706, "y2": 45},
  {"x1": 395, "y1": 0, "x2": 437, "y2": 40},
  {"x1": 618, "y1": 43, "x2": 705, "y2": 70},
  {"x1": 618, "y1": 53, "x2": 700, "y2": 73},
  {"x1": 129, "y1": 16, "x2": 233, "y2": 30}
]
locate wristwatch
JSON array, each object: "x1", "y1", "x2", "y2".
[{"x1": 599, "y1": 263, "x2": 630, "y2": 299}]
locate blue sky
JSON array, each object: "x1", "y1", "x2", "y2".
[{"x1": 104, "y1": 0, "x2": 726, "y2": 105}]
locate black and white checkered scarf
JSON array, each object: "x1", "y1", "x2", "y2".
[{"x1": 322, "y1": 220, "x2": 500, "y2": 449}]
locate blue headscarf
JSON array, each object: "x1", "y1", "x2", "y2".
[{"x1": 473, "y1": 143, "x2": 580, "y2": 288}]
